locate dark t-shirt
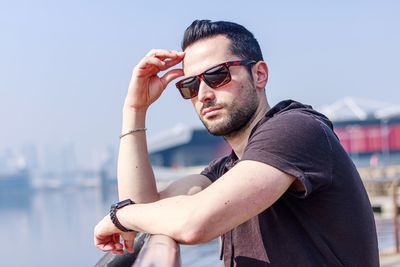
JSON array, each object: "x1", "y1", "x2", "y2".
[{"x1": 201, "y1": 100, "x2": 379, "y2": 267}]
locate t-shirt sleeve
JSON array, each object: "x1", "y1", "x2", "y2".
[
  {"x1": 242, "y1": 111, "x2": 334, "y2": 198},
  {"x1": 200, "y1": 156, "x2": 231, "y2": 183}
]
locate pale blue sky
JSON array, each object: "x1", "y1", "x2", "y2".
[{"x1": 1, "y1": 0, "x2": 399, "y2": 164}]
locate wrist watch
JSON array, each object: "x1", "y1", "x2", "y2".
[{"x1": 109, "y1": 199, "x2": 135, "y2": 232}]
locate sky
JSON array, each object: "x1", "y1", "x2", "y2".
[{"x1": 0, "y1": 0, "x2": 399, "y2": 168}]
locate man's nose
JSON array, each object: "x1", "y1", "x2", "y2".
[{"x1": 197, "y1": 80, "x2": 216, "y2": 103}]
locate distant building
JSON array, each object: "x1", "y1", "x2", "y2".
[
  {"x1": 148, "y1": 97, "x2": 400, "y2": 168},
  {"x1": 319, "y1": 97, "x2": 400, "y2": 166},
  {"x1": 148, "y1": 124, "x2": 230, "y2": 168}
]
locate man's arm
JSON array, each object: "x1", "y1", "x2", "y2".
[
  {"x1": 118, "y1": 121, "x2": 212, "y2": 202},
  {"x1": 117, "y1": 108, "x2": 158, "y2": 202},
  {"x1": 98, "y1": 49, "x2": 210, "y2": 254},
  {"x1": 95, "y1": 160, "x2": 295, "y2": 248},
  {"x1": 158, "y1": 174, "x2": 212, "y2": 198},
  {"x1": 117, "y1": 49, "x2": 197, "y2": 203}
]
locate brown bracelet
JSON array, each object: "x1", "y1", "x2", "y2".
[{"x1": 119, "y1": 128, "x2": 147, "y2": 139}]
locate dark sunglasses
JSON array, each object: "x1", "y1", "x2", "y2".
[{"x1": 175, "y1": 59, "x2": 256, "y2": 99}]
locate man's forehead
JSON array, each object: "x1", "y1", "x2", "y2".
[{"x1": 182, "y1": 36, "x2": 234, "y2": 76}]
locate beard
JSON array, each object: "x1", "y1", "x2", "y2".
[{"x1": 199, "y1": 85, "x2": 259, "y2": 137}]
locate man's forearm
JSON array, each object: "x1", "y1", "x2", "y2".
[
  {"x1": 117, "y1": 108, "x2": 159, "y2": 203},
  {"x1": 117, "y1": 195, "x2": 200, "y2": 244}
]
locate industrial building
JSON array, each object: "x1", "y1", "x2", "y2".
[
  {"x1": 149, "y1": 97, "x2": 400, "y2": 168},
  {"x1": 319, "y1": 97, "x2": 400, "y2": 167}
]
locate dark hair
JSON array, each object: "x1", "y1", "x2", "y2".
[{"x1": 181, "y1": 20, "x2": 263, "y2": 62}]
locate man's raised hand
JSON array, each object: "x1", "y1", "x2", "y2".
[{"x1": 124, "y1": 50, "x2": 185, "y2": 111}]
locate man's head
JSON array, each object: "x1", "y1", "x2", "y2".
[
  {"x1": 181, "y1": 20, "x2": 264, "y2": 64},
  {"x1": 178, "y1": 20, "x2": 268, "y2": 138}
]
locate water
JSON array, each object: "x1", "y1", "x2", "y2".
[
  {"x1": 0, "y1": 188, "x2": 220, "y2": 267},
  {"x1": 0, "y1": 188, "x2": 393, "y2": 267}
]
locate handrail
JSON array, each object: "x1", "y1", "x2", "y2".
[
  {"x1": 95, "y1": 234, "x2": 181, "y2": 267},
  {"x1": 392, "y1": 181, "x2": 400, "y2": 253},
  {"x1": 133, "y1": 235, "x2": 181, "y2": 267},
  {"x1": 95, "y1": 233, "x2": 148, "y2": 267}
]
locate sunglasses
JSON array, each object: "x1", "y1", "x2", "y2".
[{"x1": 175, "y1": 59, "x2": 256, "y2": 99}]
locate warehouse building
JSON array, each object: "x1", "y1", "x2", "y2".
[{"x1": 149, "y1": 97, "x2": 400, "y2": 168}]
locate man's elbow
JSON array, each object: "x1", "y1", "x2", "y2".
[
  {"x1": 167, "y1": 196, "x2": 218, "y2": 244},
  {"x1": 174, "y1": 228, "x2": 207, "y2": 245},
  {"x1": 173, "y1": 219, "x2": 215, "y2": 245}
]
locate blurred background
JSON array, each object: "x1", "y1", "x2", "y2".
[{"x1": 1, "y1": 0, "x2": 399, "y2": 266}]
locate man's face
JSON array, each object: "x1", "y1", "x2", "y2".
[{"x1": 182, "y1": 35, "x2": 259, "y2": 137}]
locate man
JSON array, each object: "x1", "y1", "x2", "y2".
[{"x1": 94, "y1": 20, "x2": 379, "y2": 266}]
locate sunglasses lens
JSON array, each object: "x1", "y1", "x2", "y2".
[
  {"x1": 177, "y1": 77, "x2": 199, "y2": 99},
  {"x1": 204, "y1": 65, "x2": 230, "y2": 88},
  {"x1": 176, "y1": 62, "x2": 235, "y2": 99}
]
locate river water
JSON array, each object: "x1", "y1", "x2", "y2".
[
  {"x1": 0, "y1": 188, "x2": 221, "y2": 267},
  {"x1": 0, "y1": 188, "x2": 392, "y2": 267}
]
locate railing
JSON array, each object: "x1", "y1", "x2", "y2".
[
  {"x1": 392, "y1": 181, "x2": 400, "y2": 253},
  {"x1": 360, "y1": 165, "x2": 400, "y2": 254},
  {"x1": 133, "y1": 235, "x2": 181, "y2": 267},
  {"x1": 95, "y1": 234, "x2": 181, "y2": 267}
]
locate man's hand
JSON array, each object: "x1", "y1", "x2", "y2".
[
  {"x1": 94, "y1": 214, "x2": 137, "y2": 254},
  {"x1": 124, "y1": 49, "x2": 185, "y2": 111}
]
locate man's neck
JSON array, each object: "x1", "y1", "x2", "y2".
[{"x1": 225, "y1": 101, "x2": 270, "y2": 159}]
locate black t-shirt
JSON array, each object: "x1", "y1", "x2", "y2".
[{"x1": 201, "y1": 100, "x2": 379, "y2": 267}]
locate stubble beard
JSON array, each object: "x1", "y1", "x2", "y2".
[{"x1": 199, "y1": 85, "x2": 259, "y2": 138}]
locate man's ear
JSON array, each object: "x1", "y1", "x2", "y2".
[{"x1": 253, "y1": 61, "x2": 268, "y2": 90}]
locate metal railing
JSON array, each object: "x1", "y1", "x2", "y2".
[
  {"x1": 133, "y1": 235, "x2": 181, "y2": 267},
  {"x1": 95, "y1": 234, "x2": 181, "y2": 267},
  {"x1": 392, "y1": 181, "x2": 400, "y2": 253}
]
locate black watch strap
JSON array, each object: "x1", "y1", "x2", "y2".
[{"x1": 109, "y1": 199, "x2": 135, "y2": 232}]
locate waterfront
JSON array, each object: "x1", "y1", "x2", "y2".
[
  {"x1": 0, "y1": 188, "x2": 221, "y2": 267},
  {"x1": 0, "y1": 189, "x2": 108, "y2": 267},
  {"x1": 0, "y1": 187, "x2": 396, "y2": 267}
]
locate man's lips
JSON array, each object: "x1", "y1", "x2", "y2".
[{"x1": 201, "y1": 107, "x2": 222, "y2": 117}]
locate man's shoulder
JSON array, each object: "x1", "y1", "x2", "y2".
[
  {"x1": 252, "y1": 100, "x2": 333, "y2": 139},
  {"x1": 253, "y1": 109, "x2": 325, "y2": 140},
  {"x1": 265, "y1": 100, "x2": 330, "y2": 122}
]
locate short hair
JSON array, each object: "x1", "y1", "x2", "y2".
[{"x1": 181, "y1": 20, "x2": 263, "y2": 62}]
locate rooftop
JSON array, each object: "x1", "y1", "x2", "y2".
[{"x1": 317, "y1": 96, "x2": 400, "y2": 121}]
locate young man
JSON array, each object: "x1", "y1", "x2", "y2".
[{"x1": 94, "y1": 20, "x2": 379, "y2": 266}]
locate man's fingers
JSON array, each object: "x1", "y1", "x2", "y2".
[
  {"x1": 160, "y1": 69, "x2": 184, "y2": 87},
  {"x1": 112, "y1": 248, "x2": 124, "y2": 255},
  {"x1": 136, "y1": 57, "x2": 166, "y2": 73},
  {"x1": 114, "y1": 242, "x2": 123, "y2": 251},
  {"x1": 147, "y1": 49, "x2": 174, "y2": 58},
  {"x1": 96, "y1": 240, "x2": 115, "y2": 251},
  {"x1": 137, "y1": 50, "x2": 184, "y2": 72},
  {"x1": 161, "y1": 56, "x2": 184, "y2": 69},
  {"x1": 95, "y1": 241, "x2": 123, "y2": 254},
  {"x1": 124, "y1": 238, "x2": 135, "y2": 253},
  {"x1": 146, "y1": 49, "x2": 184, "y2": 59},
  {"x1": 121, "y1": 232, "x2": 136, "y2": 253}
]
